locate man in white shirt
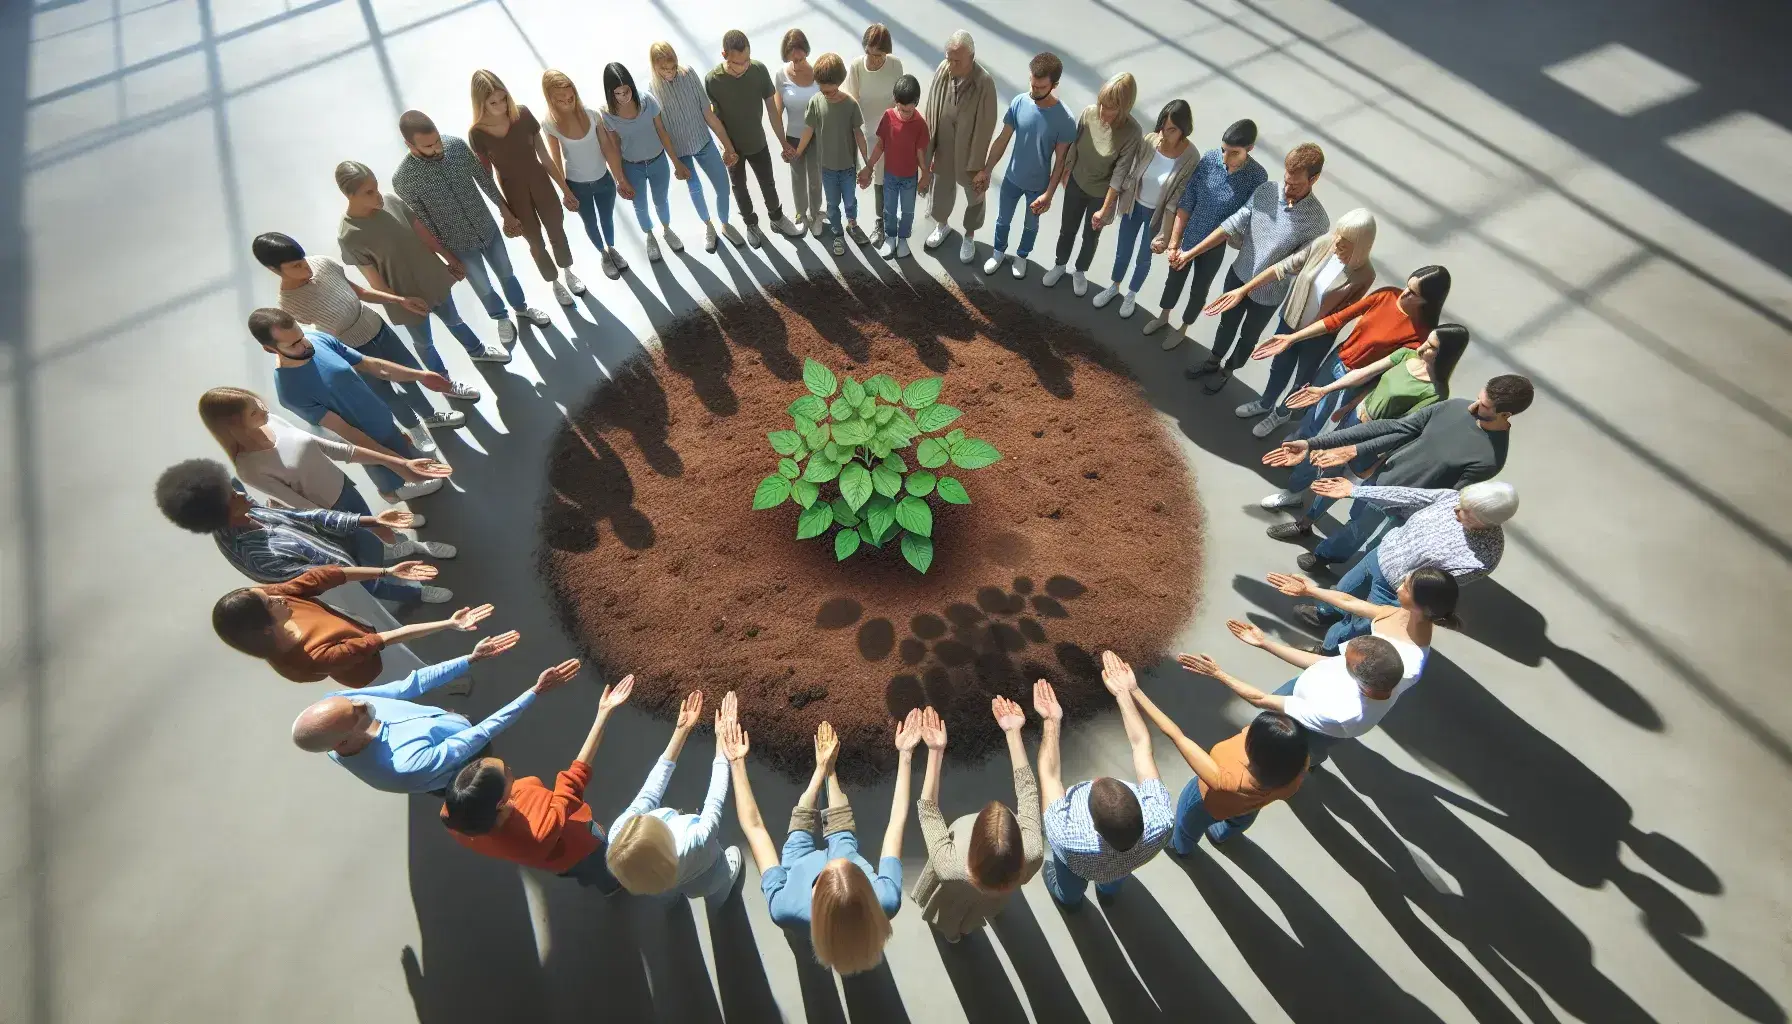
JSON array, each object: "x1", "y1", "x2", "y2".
[{"x1": 1178, "y1": 625, "x2": 1416, "y2": 764}]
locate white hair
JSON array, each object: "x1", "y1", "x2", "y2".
[
  {"x1": 946, "y1": 30, "x2": 974, "y2": 55},
  {"x1": 1333, "y1": 208, "x2": 1377, "y2": 269},
  {"x1": 1459, "y1": 481, "x2": 1518, "y2": 526}
]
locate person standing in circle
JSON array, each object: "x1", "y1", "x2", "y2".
[
  {"x1": 706, "y1": 30, "x2": 805, "y2": 246},
  {"x1": 600, "y1": 62, "x2": 690, "y2": 263},
  {"x1": 844, "y1": 24, "x2": 904, "y2": 249},
  {"x1": 858, "y1": 73, "x2": 931, "y2": 260},
  {"x1": 1042, "y1": 73, "x2": 1145, "y2": 298},
  {"x1": 1146, "y1": 119, "x2": 1267, "y2": 348},
  {"x1": 773, "y1": 31, "x2": 824, "y2": 237},
  {"x1": 540, "y1": 70, "x2": 627, "y2": 280},
  {"x1": 467, "y1": 70, "x2": 584, "y2": 307},
  {"x1": 1094, "y1": 99, "x2": 1200, "y2": 318},
  {"x1": 920, "y1": 30, "x2": 999, "y2": 265},
  {"x1": 977, "y1": 52, "x2": 1078, "y2": 281},
  {"x1": 648, "y1": 41, "x2": 746, "y2": 254}
]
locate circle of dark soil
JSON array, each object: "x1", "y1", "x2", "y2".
[{"x1": 538, "y1": 273, "x2": 1203, "y2": 783}]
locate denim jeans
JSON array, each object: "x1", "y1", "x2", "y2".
[
  {"x1": 350, "y1": 433, "x2": 423, "y2": 496},
  {"x1": 1110, "y1": 202, "x2": 1157, "y2": 293},
  {"x1": 1170, "y1": 777, "x2": 1260, "y2": 855},
  {"x1": 991, "y1": 178, "x2": 1044, "y2": 257},
  {"x1": 1209, "y1": 268, "x2": 1278, "y2": 368},
  {"x1": 330, "y1": 481, "x2": 373, "y2": 517},
  {"x1": 1290, "y1": 353, "x2": 1354, "y2": 441},
  {"x1": 1041, "y1": 850, "x2": 1124, "y2": 907},
  {"x1": 346, "y1": 525, "x2": 423, "y2": 601},
  {"x1": 1288, "y1": 409, "x2": 1365, "y2": 516},
  {"x1": 1314, "y1": 485, "x2": 1391, "y2": 564},
  {"x1": 450, "y1": 231, "x2": 529, "y2": 322},
  {"x1": 622, "y1": 152, "x2": 673, "y2": 230},
  {"x1": 354, "y1": 322, "x2": 429, "y2": 428},
  {"x1": 1262, "y1": 326, "x2": 1336, "y2": 413},
  {"x1": 675, "y1": 139, "x2": 731, "y2": 223},
  {"x1": 1312, "y1": 546, "x2": 1401, "y2": 652},
  {"x1": 1274, "y1": 678, "x2": 1341, "y2": 765},
  {"x1": 401, "y1": 294, "x2": 484, "y2": 375},
  {"x1": 821, "y1": 167, "x2": 859, "y2": 234},
  {"x1": 882, "y1": 173, "x2": 917, "y2": 239},
  {"x1": 566, "y1": 175, "x2": 617, "y2": 252}
]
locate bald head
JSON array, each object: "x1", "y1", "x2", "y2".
[{"x1": 292, "y1": 696, "x2": 359, "y2": 752}]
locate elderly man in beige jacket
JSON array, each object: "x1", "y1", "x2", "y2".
[{"x1": 921, "y1": 30, "x2": 1000, "y2": 265}]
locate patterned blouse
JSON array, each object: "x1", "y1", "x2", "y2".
[{"x1": 650, "y1": 67, "x2": 714, "y2": 158}]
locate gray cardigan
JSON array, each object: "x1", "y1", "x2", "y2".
[{"x1": 908, "y1": 763, "x2": 1043, "y2": 940}]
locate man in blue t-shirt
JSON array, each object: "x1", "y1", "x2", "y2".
[
  {"x1": 975, "y1": 52, "x2": 1078, "y2": 280},
  {"x1": 250, "y1": 307, "x2": 452, "y2": 502}
]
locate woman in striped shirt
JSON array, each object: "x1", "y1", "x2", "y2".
[{"x1": 649, "y1": 41, "x2": 744, "y2": 254}]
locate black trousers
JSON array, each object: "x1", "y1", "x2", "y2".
[
  {"x1": 1055, "y1": 178, "x2": 1103, "y2": 272},
  {"x1": 1158, "y1": 244, "x2": 1226, "y2": 323},
  {"x1": 728, "y1": 144, "x2": 783, "y2": 227},
  {"x1": 1206, "y1": 268, "x2": 1278, "y2": 368}
]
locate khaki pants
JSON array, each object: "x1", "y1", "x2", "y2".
[{"x1": 925, "y1": 131, "x2": 986, "y2": 232}]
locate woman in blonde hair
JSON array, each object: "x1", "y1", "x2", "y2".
[
  {"x1": 199, "y1": 386, "x2": 449, "y2": 541},
  {"x1": 1043, "y1": 72, "x2": 1145, "y2": 296},
  {"x1": 541, "y1": 70, "x2": 628, "y2": 280},
  {"x1": 910, "y1": 698, "x2": 1043, "y2": 941},
  {"x1": 722, "y1": 703, "x2": 919, "y2": 975},
  {"x1": 605, "y1": 690, "x2": 743, "y2": 905},
  {"x1": 648, "y1": 41, "x2": 745, "y2": 254},
  {"x1": 468, "y1": 69, "x2": 585, "y2": 305}
]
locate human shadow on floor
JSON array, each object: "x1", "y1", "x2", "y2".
[
  {"x1": 930, "y1": 927, "x2": 1030, "y2": 1024},
  {"x1": 986, "y1": 898, "x2": 1091, "y2": 1024},
  {"x1": 1056, "y1": 884, "x2": 1251, "y2": 1023},
  {"x1": 697, "y1": 247, "x2": 803, "y2": 381},
  {"x1": 625, "y1": 266, "x2": 738, "y2": 416}
]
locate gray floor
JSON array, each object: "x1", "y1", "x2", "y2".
[{"x1": 4, "y1": 0, "x2": 1791, "y2": 1021}]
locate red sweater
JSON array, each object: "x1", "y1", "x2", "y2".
[
  {"x1": 1323, "y1": 287, "x2": 1426, "y2": 368},
  {"x1": 444, "y1": 760, "x2": 601, "y2": 873}
]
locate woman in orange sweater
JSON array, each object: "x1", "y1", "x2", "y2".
[{"x1": 211, "y1": 566, "x2": 492, "y2": 686}]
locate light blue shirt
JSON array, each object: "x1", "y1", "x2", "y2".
[
  {"x1": 1002, "y1": 93, "x2": 1078, "y2": 193},
  {"x1": 610, "y1": 754, "x2": 732, "y2": 889},
  {"x1": 327, "y1": 657, "x2": 536, "y2": 793},
  {"x1": 1043, "y1": 778, "x2": 1173, "y2": 884},
  {"x1": 763, "y1": 825, "x2": 902, "y2": 926}
]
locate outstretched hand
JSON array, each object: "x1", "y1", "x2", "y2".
[
  {"x1": 1252, "y1": 334, "x2": 1293, "y2": 359},
  {"x1": 374, "y1": 509, "x2": 417, "y2": 529},
  {"x1": 919, "y1": 706, "x2": 947, "y2": 750},
  {"x1": 388, "y1": 560, "x2": 437, "y2": 581},
  {"x1": 1310, "y1": 444, "x2": 1358, "y2": 469},
  {"x1": 1176, "y1": 652, "x2": 1222, "y2": 678},
  {"x1": 1203, "y1": 290, "x2": 1245, "y2": 316},
  {"x1": 814, "y1": 721, "x2": 840, "y2": 771},
  {"x1": 470, "y1": 629, "x2": 519, "y2": 661},
  {"x1": 718, "y1": 692, "x2": 751, "y2": 762},
  {"x1": 991, "y1": 695, "x2": 1026, "y2": 732},
  {"x1": 674, "y1": 689, "x2": 704, "y2": 731},
  {"x1": 1226, "y1": 619, "x2": 1267, "y2": 647},
  {"x1": 1100, "y1": 650, "x2": 1138, "y2": 697},
  {"x1": 1266, "y1": 572, "x2": 1315, "y2": 597},
  {"x1": 1309, "y1": 479, "x2": 1354, "y2": 502},
  {"x1": 1284, "y1": 385, "x2": 1325, "y2": 410},
  {"x1": 598, "y1": 674, "x2": 635, "y2": 713},
  {"x1": 1032, "y1": 678, "x2": 1063, "y2": 722},
  {"x1": 895, "y1": 708, "x2": 926, "y2": 753},
  {"x1": 1262, "y1": 440, "x2": 1309, "y2": 467},
  {"x1": 532, "y1": 657, "x2": 581, "y2": 694},
  {"x1": 447, "y1": 604, "x2": 493, "y2": 631}
]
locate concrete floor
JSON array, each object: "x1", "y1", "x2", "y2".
[{"x1": 3, "y1": 0, "x2": 1791, "y2": 1021}]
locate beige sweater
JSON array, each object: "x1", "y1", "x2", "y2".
[
  {"x1": 922, "y1": 60, "x2": 1000, "y2": 175},
  {"x1": 1274, "y1": 233, "x2": 1376, "y2": 331},
  {"x1": 1113, "y1": 132, "x2": 1203, "y2": 246},
  {"x1": 908, "y1": 763, "x2": 1043, "y2": 940}
]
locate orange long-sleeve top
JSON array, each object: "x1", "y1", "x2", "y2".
[
  {"x1": 444, "y1": 759, "x2": 600, "y2": 874},
  {"x1": 1322, "y1": 287, "x2": 1426, "y2": 368},
  {"x1": 263, "y1": 567, "x2": 386, "y2": 687}
]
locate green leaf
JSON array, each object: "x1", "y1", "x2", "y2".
[
  {"x1": 793, "y1": 414, "x2": 818, "y2": 435},
  {"x1": 949, "y1": 438, "x2": 1002, "y2": 470},
  {"x1": 829, "y1": 396, "x2": 854, "y2": 421},
  {"x1": 895, "y1": 495, "x2": 933, "y2": 537},
  {"x1": 871, "y1": 464, "x2": 903, "y2": 498},
  {"x1": 768, "y1": 430, "x2": 803, "y2": 455},
  {"x1": 882, "y1": 452, "x2": 908, "y2": 474},
  {"x1": 857, "y1": 398, "x2": 875, "y2": 419},
  {"x1": 936, "y1": 476, "x2": 971, "y2": 504},
  {"x1": 835, "y1": 527, "x2": 862, "y2": 560},
  {"x1": 830, "y1": 497, "x2": 861, "y2": 527},
  {"x1": 753, "y1": 475, "x2": 791, "y2": 509},
  {"x1": 946, "y1": 428, "x2": 966, "y2": 446},
  {"x1": 874, "y1": 404, "x2": 896, "y2": 425},
  {"x1": 839, "y1": 463, "x2": 873, "y2": 511},
  {"x1": 778, "y1": 458, "x2": 801, "y2": 479},
  {"x1": 792, "y1": 478, "x2": 820, "y2": 508},
  {"x1": 866, "y1": 496, "x2": 897, "y2": 541},
  {"x1": 803, "y1": 423, "x2": 830, "y2": 450},
  {"x1": 901, "y1": 532, "x2": 935, "y2": 573},
  {"x1": 832, "y1": 419, "x2": 874, "y2": 447},
  {"x1": 841, "y1": 377, "x2": 865, "y2": 406},
  {"x1": 902, "y1": 377, "x2": 943, "y2": 410},
  {"x1": 916, "y1": 404, "x2": 962, "y2": 433},
  {"x1": 858, "y1": 519, "x2": 881, "y2": 547},
  {"x1": 916, "y1": 437, "x2": 950, "y2": 468},
  {"x1": 869, "y1": 440, "x2": 892, "y2": 460},
  {"x1": 803, "y1": 458, "x2": 840, "y2": 483},
  {"x1": 866, "y1": 374, "x2": 902, "y2": 402},
  {"x1": 797, "y1": 502, "x2": 834, "y2": 539},
  {"x1": 803, "y1": 359, "x2": 838, "y2": 399},
  {"x1": 824, "y1": 442, "x2": 841, "y2": 461},
  {"x1": 905, "y1": 471, "x2": 937, "y2": 497},
  {"x1": 789, "y1": 394, "x2": 827, "y2": 420}
]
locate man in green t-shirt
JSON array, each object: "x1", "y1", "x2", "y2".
[{"x1": 706, "y1": 30, "x2": 804, "y2": 245}]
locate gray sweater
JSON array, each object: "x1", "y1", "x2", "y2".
[{"x1": 1312, "y1": 398, "x2": 1509, "y2": 489}]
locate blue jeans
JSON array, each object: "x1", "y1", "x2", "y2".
[
  {"x1": 331, "y1": 481, "x2": 373, "y2": 517},
  {"x1": 451, "y1": 231, "x2": 529, "y2": 322},
  {"x1": 353, "y1": 322, "x2": 428, "y2": 428},
  {"x1": 1274, "y1": 678, "x2": 1341, "y2": 765},
  {"x1": 1312, "y1": 546, "x2": 1400, "y2": 652},
  {"x1": 352, "y1": 433, "x2": 423, "y2": 496},
  {"x1": 1110, "y1": 203, "x2": 1157, "y2": 293},
  {"x1": 1041, "y1": 850, "x2": 1125, "y2": 907},
  {"x1": 346, "y1": 525, "x2": 423, "y2": 601},
  {"x1": 622, "y1": 153, "x2": 673, "y2": 230},
  {"x1": 566, "y1": 175, "x2": 617, "y2": 252},
  {"x1": 991, "y1": 178, "x2": 1044, "y2": 257},
  {"x1": 402, "y1": 294, "x2": 484, "y2": 374},
  {"x1": 1314, "y1": 483, "x2": 1391, "y2": 564},
  {"x1": 1290, "y1": 353, "x2": 1354, "y2": 442},
  {"x1": 882, "y1": 173, "x2": 917, "y2": 239},
  {"x1": 1170, "y1": 777, "x2": 1259, "y2": 855},
  {"x1": 1263, "y1": 327, "x2": 1336, "y2": 413},
  {"x1": 821, "y1": 167, "x2": 858, "y2": 234},
  {"x1": 675, "y1": 139, "x2": 731, "y2": 223},
  {"x1": 1288, "y1": 409, "x2": 1366, "y2": 516}
]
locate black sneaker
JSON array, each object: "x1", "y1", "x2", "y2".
[
  {"x1": 1296, "y1": 552, "x2": 1335, "y2": 573},
  {"x1": 1201, "y1": 370, "x2": 1233, "y2": 394},
  {"x1": 1184, "y1": 359, "x2": 1222, "y2": 380},
  {"x1": 1267, "y1": 520, "x2": 1314, "y2": 541}
]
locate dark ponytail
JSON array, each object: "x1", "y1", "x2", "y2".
[
  {"x1": 1408, "y1": 568, "x2": 1460, "y2": 629},
  {"x1": 1429, "y1": 324, "x2": 1470, "y2": 400},
  {"x1": 1407, "y1": 265, "x2": 1452, "y2": 333}
]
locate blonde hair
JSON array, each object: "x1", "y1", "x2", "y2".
[
  {"x1": 606, "y1": 815, "x2": 680, "y2": 894},
  {"x1": 540, "y1": 69, "x2": 590, "y2": 138},
  {"x1": 810, "y1": 860, "x2": 892, "y2": 975},
  {"x1": 648, "y1": 41, "x2": 678, "y2": 68},
  {"x1": 198, "y1": 386, "x2": 263, "y2": 459},
  {"x1": 470, "y1": 69, "x2": 518, "y2": 130},
  {"x1": 1097, "y1": 72, "x2": 1137, "y2": 121},
  {"x1": 1333, "y1": 208, "x2": 1377, "y2": 270}
]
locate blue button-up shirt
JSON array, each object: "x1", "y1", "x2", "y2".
[
  {"x1": 1221, "y1": 179, "x2": 1330, "y2": 305},
  {"x1": 328, "y1": 657, "x2": 537, "y2": 793},
  {"x1": 1177, "y1": 149, "x2": 1267, "y2": 249},
  {"x1": 1044, "y1": 778, "x2": 1173, "y2": 884},
  {"x1": 213, "y1": 499, "x2": 363, "y2": 583}
]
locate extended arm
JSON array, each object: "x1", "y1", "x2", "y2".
[
  {"x1": 979, "y1": 123, "x2": 1014, "y2": 177},
  {"x1": 422, "y1": 688, "x2": 538, "y2": 775},
  {"x1": 881, "y1": 747, "x2": 915, "y2": 861},
  {"x1": 1213, "y1": 668, "x2": 1285, "y2": 711},
  {"x1": 615, "y1": 757, "x2": 676, "y2": 826},
  {"x1": 358, "y1": 655, "x2": 473, "y2": 702},
  {"x1": 353, "y1": 352, "x2": 436, "y2": 385},
  {"x1": 1115, "y1": 689, "x2": 1159, "y2": 783},
  {"x1": 1315, "y1": 353, "x2": 1396, "y2": 395},
  {"x1": 1130, "y1": 689, "x2": 1226, "y2": 787},
  {"x1": 685, "y1": 754, "x2": 732, "y2": 852},
  {"x1": 1313, "y1": 401, "x2": 1440, "y2": 455},
  {"x1": 317, "y1": 412, "x2": 399, "y2": 460}
]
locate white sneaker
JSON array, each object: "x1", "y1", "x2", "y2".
[
  {"x1": 422, "y1": 408, "x2": 466, "y2": 429},
  {"x1": 599, "y1": 250, "x2": 622, "y2": 279},
  {"x1": 1011, "y1": 257, "x2": 1027, "y2": 280},
  {"x1": 1119, "y1": 292, "x2": 1138, "y2": 318},
  {"x1": 608, "y1": 248, "x2": 629, "y2": 273},
  {"x1": 404, "y1": 422, "x2": 436, "y2": 452},
  {"x1": 983, "y1": 254, "x2": 1004, "y2": 275},
  {"x1": 896, "y1": 238, "x2": 911, "y2": 259},
  {"x1": 1261, "y1": 490, "x2": 1305, "y2": 510},
  {"x1": 705, "y1": 221, "x2": 719, "y2": 252},
  {"x1": 721, "y1": 222, "x2": 744, "y2": 247},
  {"x1": 1252, "y1": 409, "x2": 1294, "y2": 439},
  {"x1": 519, "y1": 306, "x2": 551, "y2": 326},
  {"x1": 496, "y1": 319, "x2": 518, "y2": 346},
  {"x1": 444, "y1": 381, "x2": 480, "y2": 403},
  {"x1": 1042, "y1": 264, "x2": 1066, "y2": 287},
  {"x1": 1142, "y1": 314, "x2": 1168, "y2": 335},
  {"x1": 418, "y1": 585, "x2": 454, "y2": 604},
  {"x1": 644, "y1": 234, "x2": 662, "y2": 262},
  {"x1": 469, "y1": 345, "x2": 511, "y2": 363},
  {"x1": 1092, "y1": 284, "x2": 1118, "y2": 308},
  {"x1": 959, "y1": 236, "x2": 977, "y2": 264},
  {"x1": 552, "y1": 280, "x2": 575, "y2": 306},
  {"x1": 1235, "y1": 400, "x2": 1270, "y2": 419},
  {"x1": 924, "y1": 223, "x2": 950, "y2": 249},
  {"x1": 392, "y1": 479, "x2": 444, "y2": 501},
  {"x1": 664, "y1": 227, "x2": 685, "y2": 252},
  {"x1": 773, "y1": 215, "x2": 803, "y2": 237},
  {"x1": 879, "y1": 238, "x2": 898, "y2": 259},
  {"x1": 746, "y1": 224, "x2": 765, "y2": 248},
  {"x1": 388, "y1": 536, "x2": 456, "y2": 558},
  {"x1": 1072, "y1": 269, "x2": 1088, "y2": 296},
  {"x1": 564, "y1": 269, "x2": 585, "y2": 295},
  {"x1": 1161, "y1": 325, "x2": 1188, "y2": 351}
]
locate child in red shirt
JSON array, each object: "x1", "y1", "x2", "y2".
[
  {"x1": 859, "y1": 73, "x2": 930, "y2": 259},
  {"x1": 441, "y1": 668, "x2": 634, "y2": 891}
]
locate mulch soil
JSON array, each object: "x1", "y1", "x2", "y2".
[{"x1": 538, "y1": 272, "x2": 1203, "y2": 783}]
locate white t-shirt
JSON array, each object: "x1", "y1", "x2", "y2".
[
  {"x1": 1134, "y1": 148, "x2": 1179, "y2": 210},
  {"x1": 233, "y1": 415, "x2": 357, "y2": 510},
  {"x1": 1295, "y1": 253, "x2": 1350, "y2": 330},
  {"x1": 1282, "y1": 636, "x2": 1426, "y2": 738},
  {"x1": 774, "y1": 67, "x2": 820, "y2": 139},
  {"x1": 541, "y1": 107, "x2": 609, "y2": 183}
]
